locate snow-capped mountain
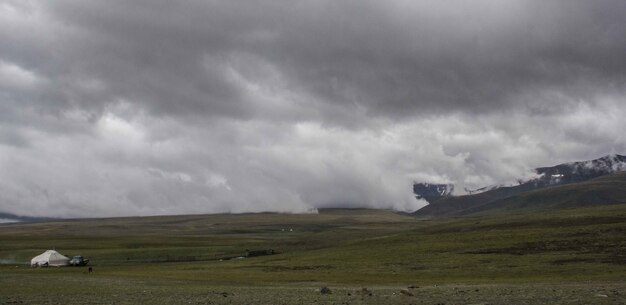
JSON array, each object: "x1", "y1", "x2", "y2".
[
  {"x1": 529, "y1": 154, "x2": 626, "y2": 187},
  {"x1": 413, "y1": 154, "x2": 626, "y2": 203},
  {"x1": 413, "y1": 154, "x2": 626, "y2": 217}
]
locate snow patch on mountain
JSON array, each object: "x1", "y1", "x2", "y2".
[{"x1": 464, "y1": 184, "x2": 503, "y2": 195}]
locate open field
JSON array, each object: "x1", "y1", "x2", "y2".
[{"x1": 1, "y1": 206, "x2": 625, "y2": 304}]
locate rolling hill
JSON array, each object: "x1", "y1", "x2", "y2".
[
  {"x1": 0, "y1": 212, "x2": 52, "y2": 223},
  {"x1": 414, "y1": 171, "x2": 626, "y2": 217}
]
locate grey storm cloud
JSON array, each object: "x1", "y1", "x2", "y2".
[{"x1": 0, "y1": 0, "x2": 625, "y2": 217}]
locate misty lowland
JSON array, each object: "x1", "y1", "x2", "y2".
[{"x1": 2, "y1": 155, "x2": 626, "y2": 304}]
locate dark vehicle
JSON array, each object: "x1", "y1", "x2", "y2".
[{"x1": 69, "y1": 256, "x2": 89, "y2": 266}]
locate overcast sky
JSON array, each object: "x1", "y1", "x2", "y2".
[{"x1": 1, "y1": 0, "x2": 625, "y2": 218}]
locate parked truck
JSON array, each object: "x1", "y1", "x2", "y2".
[{"x1": 69, "y1": 256, "x2": 89, "y2": 266}]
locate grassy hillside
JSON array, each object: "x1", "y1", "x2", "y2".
[
  {"x1": 464, "y1": 172, "x2": 626, "y2": 215},
  {"x1": 416, "y1": 171, "x2": 626, "y2": 217},
  {"x1": 1, "y1": 207, "x2": 625, "y2": 304}
]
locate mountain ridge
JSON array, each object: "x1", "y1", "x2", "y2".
[
  {"x1": 414, "y1": 154, "x2": 626, "y2": 217},
  {"x1": 0, "y1": 212, "x2": 54, "y2": 224}
]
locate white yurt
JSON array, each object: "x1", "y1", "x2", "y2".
[{"x1": 30, "y1": 250, "x2": 70, "y2": 267}]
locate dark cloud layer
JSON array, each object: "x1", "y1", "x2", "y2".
[{"x1": 1, "y1": 0, "x2": 625, "y2": 217}]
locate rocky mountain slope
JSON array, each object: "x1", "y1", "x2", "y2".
[
  {"x1": 414, "y1": 154, "x2": 626, "y2": 217},
  {"x1": 413, "y1": 183, "x2": 454, "y2": 202}
]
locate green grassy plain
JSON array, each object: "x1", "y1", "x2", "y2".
[{"x1": 1, "y1": 206, "x2": 625, "y2": 304}]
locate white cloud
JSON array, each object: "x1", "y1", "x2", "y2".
[
  {"x1": 0, "y1": 0, "x2": 625, "y2": 218},
  {"x1": 3, "y1": 96, "x2": 624, "y2": 218},
  {"x1": 0, "y1": 60, "x2": 44, "y2": 90}
]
